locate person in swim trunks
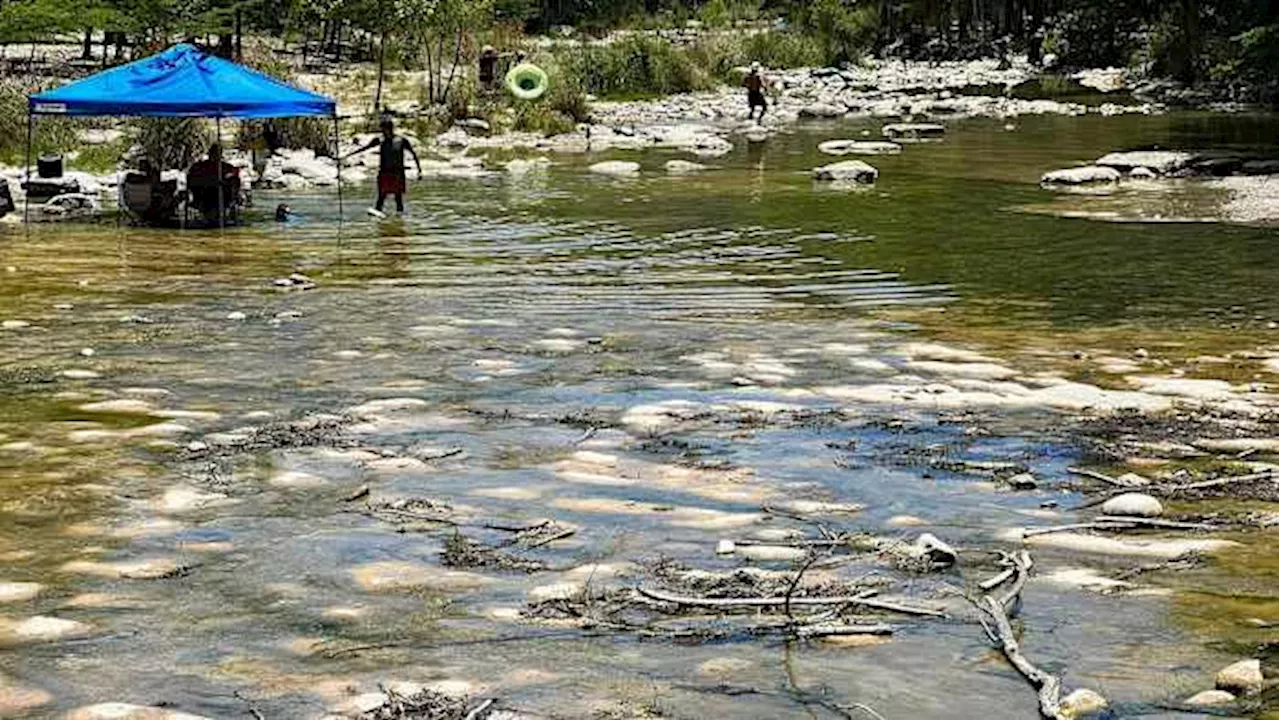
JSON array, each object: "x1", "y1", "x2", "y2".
[
  {"x1": 743, "y1": 61, "x2": 770, "y2": 122},
  {"x1": 343, "y1": 117, "x2": 422, "y2": 213}
]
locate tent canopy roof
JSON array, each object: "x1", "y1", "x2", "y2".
[{"x1": 29, "y1": 44, "x2": 335, "y2": 118}]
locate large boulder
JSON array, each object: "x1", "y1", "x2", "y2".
[
  {"x1": 881, "y1": 122, "x2": 945, "y2": 140},
  {"x1": 812, "y1": 160, "x2": 878, "y2": 184},
  {"x1": 1215, "y1": 659, "x2": 1264, "y2": 695},
  {"x1": 1040, "y1": 166, "x2": 1122, "y2": 185},
  {"x1": 589, "y1": 161, "x2": 640, "y2": 177},
  {"x1": 1099, "y1": 492, "x2": 1163, "y2": 517},
  {"x1": 818, "y1": 140, "x2": 902, "y2": 156},
  {"x1": 1095, "y1": 150, "x2": 1192, "y2": 175}
]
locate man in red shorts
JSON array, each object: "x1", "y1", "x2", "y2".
[{"x1": 344, "y1": 117, "x2": 422, "y2": 215}]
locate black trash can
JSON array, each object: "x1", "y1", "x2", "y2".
[{"x1": 37, "y1": 153, "x2": 63, "y2": 178}]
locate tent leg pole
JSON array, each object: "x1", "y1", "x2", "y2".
[
  {"x1": 216, "y1": 116, "x2": 225, "y2": 231},
  {"x1": 334, "y1": 114, "x2": 343, "y2": 224},
  {"x1": 23, "y1": 112, "x2": 33, "y2": 227}
]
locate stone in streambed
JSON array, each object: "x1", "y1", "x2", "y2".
[
  {"x1": 881, "y1": 122, "x2": 945, "y2": 140},
  {"x1": 885, "y1": 515, "x2": 927, "y2": 527},
  {"x1": 0, "y1": 615, "x2": 92, "y2": 645},
  {"x1": 0, "y1": 672, "x2": 52, "y2": 716},
  {"x1": 0, "y1": 582, "x2": 41, "y2": 604},
  {"x1": 1099, "y1": 493, "x2": 1162, "y2": 517},
  {"x1": 812, "y1": 160, "x2": 877, "y2": 183},
  {"x1": 1060, "y1": 688, "x2": 1108, "y2": 717},
  {"x1": 818, "y1": 140, "x2": 901, "y2": 156},
  {"x1": 65, "y1": 703, "x2": 214, "y2": 720},
  {"x1": 1040, "y1": 166, "x2": 1121, "y2": 185},
  {"x1": 1183, "y1": 689, "x2": 1236, "y2": 707},
  {"x1": 1004, "y1": 473, "x2": 1038, "y2": 490},
  {"x1": 737, "y1": 545, "x2": 807, "y2": 562},
  {"x1": 664, "y1": 159, "x2": 707, "y2": 174},
  {"x1": 588, "y1": 161, "x2": 640, "y2": 177},
  {"x1": 910, "y1": 533, "x2": 957, "y2": 568},
  {"x1": 1215, "y1": 659, "x2": 1263, "y2": 695}
]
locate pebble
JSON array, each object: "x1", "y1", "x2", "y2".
[
  {"x1": 0, "y1": 672, "x2": 52, "y2": 716},
  {"x1": 1214, "y1": 658, "x2": 1263, "y2": 695},
  {"x1": 737, "y1": 545, "x2": 807, "y2": 562},
  {"x1": 65, "y1": 703, "x2": 214, "y2": 720},
  {"x1": 80, "y1": 348, "x2": 95, "y2": 357},
  {"x1": 1, "y1": 320, "x2": 30, "y2": 330},
  {"x1": 62, "y1": 369, "x2": 100, "y2": 380},
  {"x1": 588, "y1": 160, "x2": 640, "y2": 177},
  {"x1": 0, "y1": 582, "x2": 41, "y2": 603},
  {"x1": 911, "y1": 533, "x2": 958, "y2": 567},
  {"x1": 349, "y1": 561, "x2": 491, "y2": 593},
  {"x1": 715, "y1": 539, "x2": 736, "y2": 554},
  {"x1": 1005, "y1": 473, "x2": 1038, "y2": 490},
  {"x1": 697, "y1": 657, "x2": 751, "y2": 678},
  {"x1": 0, "y1": 615, "x2": 92, "y2": 645},
  {"x1": 1099, "y1": 492, "x2": 1163, "y2": 517},
  {"x1": 1060, "y1": 688, "x2": 1108, "y2": 717},
  {"x1": 226, "y1": 311, "x2": 247, "y2": 321},
  {"x1": 1183, "y1": 689, "x2": 1236, "y2": 707}
]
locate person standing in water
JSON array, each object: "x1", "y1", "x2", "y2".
[
  {"x1": 343, "y1": 117, "x2": 422, "y2": 215},
  {"x1": 743, "y1": 61, "x2": 770, "y2": 123}
]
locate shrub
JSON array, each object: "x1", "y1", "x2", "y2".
[
  {"x1": 0, "y1": 79, "x2": 77, "y2": 164},
  {"x1": 135, "y1": 118, "x2": 213, "y2": 170},
  {"x1": 556, "y1": 34, "x2": 713, "y2": 99}
]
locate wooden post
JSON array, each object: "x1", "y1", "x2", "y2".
[{"x1": 23, "y1": 111, "x2": 33, "y2": 225}]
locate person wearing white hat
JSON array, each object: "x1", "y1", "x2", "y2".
[{"x1": 743, "y1": 61, "x2": 770, "y2": 123}]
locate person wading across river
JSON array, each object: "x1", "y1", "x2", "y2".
[
  {"x1": 744, "y1": 61, "x2": 770, "y2": 123},
  {"x1": 343, "y1": 117, "x2": 422, "y2": 216}
]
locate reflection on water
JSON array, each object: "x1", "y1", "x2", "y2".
[{"x1": 0, "y1": 112, "x2": 1275, "y2": 718}]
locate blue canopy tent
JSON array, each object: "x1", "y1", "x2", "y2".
[{"x1": 25, "y1": 43, "x2": 342, "y2": 224}]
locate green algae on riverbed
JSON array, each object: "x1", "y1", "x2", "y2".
[{"x1": 0, "y1": 111, "x2": 1275, "y2": 718}]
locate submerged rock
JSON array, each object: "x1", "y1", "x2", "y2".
[
  {"x1": 664, "y1": 159, "x2": 707, "y2": 174},
  {"x1": 812, "y1": 160, "x2": 878, "y2": 183},
  {"x1": 1060, "y1": 688, "x2": 1108, "y2": 717},
  {"x1": 1004, "y1": 473, "x2": 1038, "y2": 490},
  {"x1": 1095, "y1": 150, "x2": 1193, "y2": 175},
  {"x1": 0, "y1": 582, "x2": 41, "y2": 604},
  {"x1": 1040, "y1": 165, "x2": 1121, "y2": 185},
  {"x1": 1099, "y1": 492, "x2": 1163, "y2": 517},
  {"x1": 1009, "y1": 530, "x2": 1238, "y2": 559},
  {"x1": 1183, "y1": 689, "x2": 1236, "y2": 707},
  {"x1": 588, "y1": 161, "x2": 640, "y2": 177},
  {"x1": 1215, "y1": 659, "x2": 1263, "y2": 695},
  {"x1": 65, "y1": 703, "x2": 214, "y2": 720},
  {"x1": 737, "y1": 545, "x2": 807, "y2": 562},
  {"x1": 881, "y1": 122, "x2": 945, "y2": 140},
  {"x1": 0, "y1": 615, "x2": 92, "y2": 645},
  {"x1": 349, "y1": 561, "x2": 491, "y2": 593},
  {"x1": 0, "y1": 671, "x2": 52, "y2": 716},
  {"x1": 817, "y1": 140, "x2": 902, "y2": 155}
]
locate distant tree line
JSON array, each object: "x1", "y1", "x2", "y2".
[{"x1": 0, "y1": 0, "x2": 1273, "y2": 89}]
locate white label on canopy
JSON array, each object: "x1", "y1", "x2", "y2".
[{"x1": 34, "y1": 102, "x2": 67, "y2": 114}]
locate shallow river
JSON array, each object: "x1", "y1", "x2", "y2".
[{"x1": 0, "y1": 112, "x2": 1276, "y2": 719}]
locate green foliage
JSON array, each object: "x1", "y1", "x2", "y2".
[
  {"x1": 557, "y1": 34, "x2": 712, "y2": 99},
  {"x1": 135, "y1": 118, "x2": 213, "y2": 170},
  {"x1": 238, "y1": 45, "x2": 333, "y2": 154},
  {"x1": 789, "y1": 0, "x2": 878, "y2": 65},
  {"x1": 0, "y1": 81, "x2": 76, "y2": 164}
]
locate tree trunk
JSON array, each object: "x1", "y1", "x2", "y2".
[
  {"x1": 235, "y1": 8, "x2": 242, "y2": 61},
  {"x1": 374, "y1": 30, "x2": 387, "y2": 113},
  {"x1": 82, "y1": 28, "x2": 93, "y2": 59},
  {"x1": 441, "y1": 28, "x2": 463, "y2": 105}
]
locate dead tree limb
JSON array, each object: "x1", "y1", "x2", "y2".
[
  {"x1": 974, "y1": 551, "x2": 1072, "y2": 720},
  {"x1": 1066, "y1": 467, "x2": 1131, "y2": 487},
  {"x1": 635, "y1": 586, "x2": 947, "y2": 617}
]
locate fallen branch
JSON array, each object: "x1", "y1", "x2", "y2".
[
  {"x1": 974, "y1": 551, "x2": 1070, "y2": 719},
  {"x1": 636, "y1": 586, "x2": 946, "y2": 617},
  {"x1": 1066, "y1": 466, "x2": 1132, "y2": 487},
  {"x1": 1095, "y1": 515, "x2": 1219, "y2": 531},
  {"x1": 1161, "y1": 470, "x2": 1276, "y2": 493},
  {"x1": 462, "y1": 698, "x2": 495, "y2": 720}
]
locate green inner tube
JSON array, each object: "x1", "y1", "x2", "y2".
[{"x1": 506, "y1": 63, "x2": 549, "y2": 100}]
